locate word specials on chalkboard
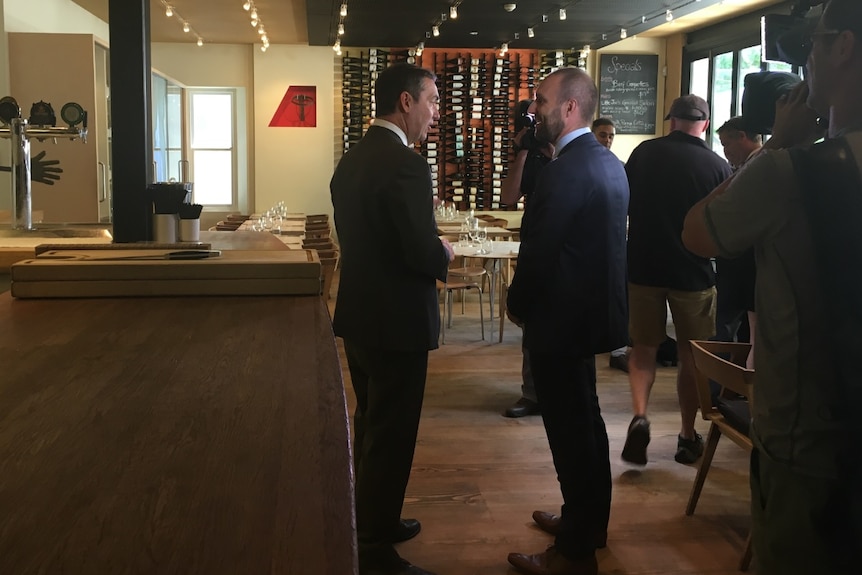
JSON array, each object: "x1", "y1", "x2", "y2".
[{"x1": 598, "y1": 54, "x2": 659, "y2": 135}]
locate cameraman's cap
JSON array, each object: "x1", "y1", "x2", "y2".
[{"x1": 665, "y1": 94, "x2": 710, "y2": 121}]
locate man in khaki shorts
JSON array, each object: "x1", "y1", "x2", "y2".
[{"x1": 622, "y1": 94, "x2": 732, "y2": 466}]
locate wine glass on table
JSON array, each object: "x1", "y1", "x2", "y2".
[{"x1": 475, "y1": 226, "x2": 489, "y2": 254}]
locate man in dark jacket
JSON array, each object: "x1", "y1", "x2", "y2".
[
  {"x1": 506, "y1": 67, "x2": 629, "y2": 575},
  {"x1": 331, "y1": 62, "x2": 454, "y2": 575}
]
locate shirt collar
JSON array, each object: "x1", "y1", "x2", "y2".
[
  {"x1": 554, "y1": 127, "x2": 592, "y2": 158},
  {"x1": 373, "y1": 119, "x2": 409, "y2": 146}
]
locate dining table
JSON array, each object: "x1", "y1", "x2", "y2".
[{"x1": 453, "y1": 239, "x2": 520, "y2": 342}]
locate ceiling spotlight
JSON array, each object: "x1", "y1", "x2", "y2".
[
  {"x1": 183, "y1": 21, "x2": 190, "y2": 33},
  {"x1": 666, "y1": 9, "x2": 673, "y2": 22},
  {"x1": 527, "y1": 27, "x2": 534, "y2": 38},
  {"x1": 559, "y1": 8, "x2": 566, "y2": 20},
  {"x1": 242, "y1": 1, "x2": 251, "y2": 11},
  {"x1": 165, "y1": 4, "x2": 173, "y2": 17},
  {"x1": 503, "y1": 3, "x2": 516, "y2": 11},
  {"x1": 432, "y1": 25, "x2": 440, "y2": 37},
  {"x1": 450, "y1": 5, "x2": 458, "y2": 19},
  {"x1": 197, "y1": 37, "x2": 203, "y2": 46},
  {"x1": 338, "y1": 23, "x2": 345, "y2": 35},
  {"x1": 340, "y1": 3, "x2": 348, "y2": 17},
  {"x1": 620, "y1": 28, "x2": 627, "y2": 39}
]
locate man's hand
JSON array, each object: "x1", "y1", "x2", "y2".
[
  {"x1": 440, "y1": 236, "x2": 455, "y2": 262},
  {"x1": 766, "y1": 81, "x2": 825, "y2": 150},
  {"x1": 31, "y1": 150, "x2": 63, "y2": 185}
]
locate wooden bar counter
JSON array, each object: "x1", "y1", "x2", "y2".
[{"x1": 0, "y1": 231, "x2": 357, "y2": 574}]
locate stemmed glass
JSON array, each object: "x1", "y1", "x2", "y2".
[{"x1": 475, "y1": 227, "x2": 489, "y2": 254}]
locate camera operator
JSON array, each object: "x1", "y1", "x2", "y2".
[
  {"x1": 500, "y1": 100, "x2": 554, "y2": 208},
  {"x1": 683, "y1": 1, "x2": 861, "y2": 571},
  {"x1": 501, "y1": 99, "x2": 553, "y2": 418}
]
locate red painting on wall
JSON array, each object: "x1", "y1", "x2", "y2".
[{"x1": 269, "y1": 85, "x2": 317, "y2": 127}]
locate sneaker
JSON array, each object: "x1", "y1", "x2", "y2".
[
  {"x1": 621, "y1": 415, "x2": 650, "y2": 465},
  {"x1": 608, "y1": 352, "x2": 629, "y2": 373},
  {"x1": 674, "y1": 433, "x2": 705, "y2": 464}
]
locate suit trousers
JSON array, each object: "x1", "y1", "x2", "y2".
[
  {"x1": 344, "y1": 339, "x2": 429, "y2": 566},
  {"x1": 530, "y1": 351, "x2": 611, "y2": 561}
]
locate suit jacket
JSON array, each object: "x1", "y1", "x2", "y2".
[
  {"x1": 331, "y1": 126, "x2": 450, "y2": 351},
  {"x1": 507, "y1": 132, "x2": 630, "y2": 355}
]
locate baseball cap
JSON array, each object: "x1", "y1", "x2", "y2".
[{"x1": 664, "y1": 94, "x2": 710, "y2": 121}]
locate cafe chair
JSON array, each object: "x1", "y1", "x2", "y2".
[
  {"x1": 437, "y1": 267, "x2": 486, "y2": 344},
  {"x1": 688, "y1": 339, "x2": 755, "y2": 571}
]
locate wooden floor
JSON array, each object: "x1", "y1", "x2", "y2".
[{"x1": 328, "y1": 277, "x2": 754, "y2": 575}]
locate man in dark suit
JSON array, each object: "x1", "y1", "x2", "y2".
[
  {"x1": 330, "y1": 63, "x2": 454, "y2": 575},
  {"x1": 506, "y1": 68, "x2": 630, "y2": 575}
]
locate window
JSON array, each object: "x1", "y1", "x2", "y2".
[
  {"x1": 190, "y1": 90, "x2": 236, "y2": 207},
  {"x1": 711, "y1": 51, "x2": 734, "y2": 155},
  {"x1": 737, "y1": 45, "x2": 762, "y2": 121}
]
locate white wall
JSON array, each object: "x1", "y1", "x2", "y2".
[
  {"x1": 253, "y1": 44, "x2": 336, "y2": 216},
  {"x1": 593, "y1": 36, "x2": 668, "y2": 164}
]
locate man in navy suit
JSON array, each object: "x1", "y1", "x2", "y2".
[
  {"x1": 331, "y1": 63, "x2": 454, "y2": 575},
  {"x1": 506, "y1": 68, "x2": 630, "y2": 575}
]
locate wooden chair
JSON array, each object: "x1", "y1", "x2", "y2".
[
  {"x1": 688, "y1": 340, "x2": 756, "y2": 571},
  {"x1": 437, "y1": 267, "x2": 486, "y2": 344}
]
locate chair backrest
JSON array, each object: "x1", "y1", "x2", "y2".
[{"x1": 690, "y1": 340, "x2": 755, "y2": 420}]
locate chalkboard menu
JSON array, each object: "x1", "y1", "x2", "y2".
[{"x1": 598, "y1": 54, "x2": 659, "y2": 135}]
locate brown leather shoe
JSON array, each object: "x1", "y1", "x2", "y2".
[
  {"x1": 531, "y1": 511, "x2": 607, "y2": 549},
  {"x1": 507, "y1": 546, "x2": 598, "y2": 575}
]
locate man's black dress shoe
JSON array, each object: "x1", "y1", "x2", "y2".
[
  {"x1": 392, "y1": 518, "x2": 421, "y2": 543},
  {"x1": 532, "y1": 511, "x2": 607, "y2": 548},
  {"x1": 361, "y1": 557, "x2": 436, "y2": 575},
  {"x1": 504, "y1": 397, "x2": 541, "y2": 418}
]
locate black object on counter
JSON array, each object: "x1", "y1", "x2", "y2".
[{"x1": 179, "y1": 204, "x2": 203, "y2": 220}]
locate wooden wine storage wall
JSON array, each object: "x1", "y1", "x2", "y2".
[{"x1": 340, "y1": 48, "x2": 584, "y2": 212}]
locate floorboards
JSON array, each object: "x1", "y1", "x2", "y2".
[{"x1": 328, "y1": 279, "x2": 753, "y2": 575}]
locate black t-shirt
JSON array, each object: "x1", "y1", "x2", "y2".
[{"x1": 626, "y1": 131, "x2": 733, "y2": 290}]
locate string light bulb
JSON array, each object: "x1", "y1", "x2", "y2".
[
  {"x1": 261, "y1": 44, "x2": 267, "y2": 52},
  {"x1": 250, "y1": 8, "x2": 258, "y2": 20},
  {"x1": 559, "y1": 8, "x2": 566, "y2": 20},
  {"x1": 500, "y1": 42, "x2": 509, "y2": 55},
  {"x1": 183, "y1": 21, "x2": 190, "y2": 33},
  {"x1": 165, "y1": 4, "x2": 173, "y2": 17},
  {"x1": 251, "y1": 17, "x2": 258, "y2": 27},
  {"x1": 432, "y1": 25, "x2": 440, "y2": 37},
  {"x1": 258, "y1": 25, "x2": 266, "y2": 35},
  {"x1": 340, "y1": 3, "x2": 348, "y2": 17},
  {"x1": 197, "y1": 37, "x2": 203, "y2": 46},
  {"x1": 620, "y1": 28, "x2": 627, "y2": 39},
  {"x1": 450, "y1": 5, "x2": 458, "y2": 19},
  {"x1": 583, "y1": 44, "x2": 591, "y2": 54},
  {"x1": 243, "y1": 1, "x2": 251, "y2": 10},
  {"x1": 527, "y1": 27, "x2": 535, "y2": 38},
  {"x1": 338, "y1": 23, "x2": 345, "y2": 35},
  {"x1": 666, "y1": 9, "x2": 674, "y2": 21},
  {"x1": 333, "y1": 39, "x2": 341, "y2": 52}
]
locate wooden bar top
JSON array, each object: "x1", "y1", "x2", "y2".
[{"x1": 0, "y1": 238, "x2": 357, "y2": 574}]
